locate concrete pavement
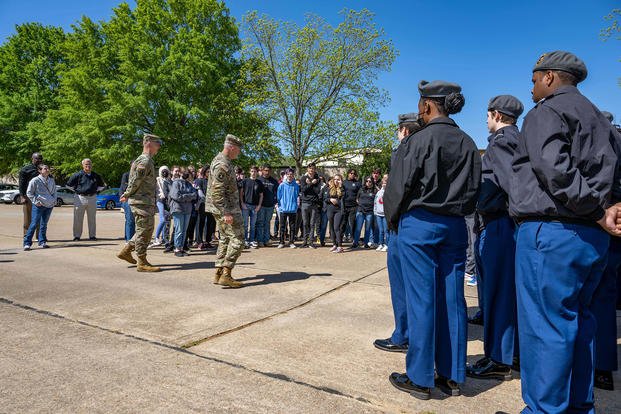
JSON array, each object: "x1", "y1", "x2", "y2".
[{"x1": 0, "y1": 204, "x2": 619, "y2": 413}]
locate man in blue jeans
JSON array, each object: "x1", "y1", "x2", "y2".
[
  {"x1": 509, "y1": 51, "x2": 621, "y2": 413},
  {"x1": 119, "y1": 171, "x2": 135, "y2": 242},
  {"x1": 257, "y1": 165, "x2": 278, "y2": 247},
  {"x1": 240, "y1": 166, "x2": 264, "y2": 248}
]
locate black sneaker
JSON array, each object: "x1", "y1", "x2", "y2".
[
  {"x1": 174, "y1": 251, "x2": 184, "y2": 257},
  {"x1": 72, "y1": 237, "x2": 80, "y2": 241},
  {"x1": 163, "y1": 246, "x2": 174, "y2": 253},
  {"x1": 468, "y1": 310, "x2": 484, "y2": 326},
  {"x1": 466, "y1": 357, "x2": 512, "y2": 381},
  {"x1": 511, "y1": 356, "x2": 521, "y2": 372},
  {"x1": 389, "y1": 373, "x2": 430, "y2": 400},
  {"x1": 594, "y1": 369, "x2": 614, "y2": 391},
  {"x1": 435, "y1": 375, "x2": 461, "y2": 396},
  {"x1": 373, "y1": 338, "x2": 408, "y2": 353},
  {"x1": 89, "y1": 237, "x2": 97, "y2": 241}
]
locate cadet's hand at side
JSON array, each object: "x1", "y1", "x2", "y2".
[{"x1": 223, "y1": 214, "x2": 234, "y2": 225}]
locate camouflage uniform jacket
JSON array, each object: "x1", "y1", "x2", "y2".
[
  {"x1": 205, "y1": 152, "x2": 240, "y2": 217},
  {"x1": 123, "y1": 153, "x2": 156, "y2": 215}
]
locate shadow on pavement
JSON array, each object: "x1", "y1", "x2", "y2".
[
  {"x1": 156, "y1": 262, "x2": 255, "y2": 271},
  {"x1": 0, "y1": 252, "x2": 17, "y2": 255},
  {"x1": 0, "y1": 260, "x2": 14, "y2": 263},
  {"x1": 236, "y1": 271, "x2": 332, "y2": 287}
]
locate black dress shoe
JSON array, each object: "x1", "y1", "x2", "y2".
[
  {"x1": 389, "y1": 373, "x2": 430, "y2": 400},
  {"x1": 72, "y1": 237, "x2": 80, "y2": 241},
  {"x1": 511, "y1": 356, "x2": 520, "y2": 372},
  {"x1": 435, "y1": 375, "x2": 461, "y2": 396},
  {"x1": 468, "y1": 310, "x2": 484, "y2": 326},
  {"x1": 594, "y1": 369, "x2": 614, "y2": 391},
  {"x1": 373, "y1": 338, "x2": 408, "y2": 353},
  {"x1": 466, "y1": 357, "x2": 512, "y2": 381},
  {"x1": 89, "y1": 237, "x2": 97, "y2": 241}
]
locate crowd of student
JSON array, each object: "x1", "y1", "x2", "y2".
[{"x1": 125, "y1": 162, "x2": 391, "y2": 255}]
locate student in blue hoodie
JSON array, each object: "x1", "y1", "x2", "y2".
[{"x1": 277, "y1": 168, "x2": 300, "y2": 248}]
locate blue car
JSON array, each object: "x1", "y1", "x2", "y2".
[{"x1": 97, "y1": 188, "x2": 120, "y2": 210}]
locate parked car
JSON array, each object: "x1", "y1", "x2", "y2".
[
  {"x1": 0, "y1": 184, "x2": 21, "y2": 204},
  {"x1": 55, "y1": 186, "x2": 75, "y2": 207},
  {"x1": 97, "y1": 188, "x2": 120, "y2": 210}
]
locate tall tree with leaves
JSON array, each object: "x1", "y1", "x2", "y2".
[
  {"x1": 601, "y1": 8, "x2": 621, "y2": 87},
  {"x1": 40, "y1": 0, "x2": 276, "y2": 183},
  {"x1": 0, "y1": 23, "x2": 65, "y2": 174},
  {"x1": 243, "y1": 9, "x2": 396, "y2": 172}
]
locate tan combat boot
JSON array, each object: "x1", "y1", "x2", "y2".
[
  {"x1": 117, "y1": 243, "x2": 137, "y2": 264},
  {"x1": 137, "y1": 255, "x2": 161, "y2": 272},
  {"x1": 218, "y1": 267, "x2": 243, "y2": 288},
  {"x1": 213, "y1": 267, "x2": 223, "y2": 284}
]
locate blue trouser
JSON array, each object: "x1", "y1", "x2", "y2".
[
  {"x1": 319, "y1": 210, "x2": 328, "y2": 244},
  {"x1": 592, "y1": 237, "x2": 621, "y2": 372},
  {"x1": 376, "y1": 215, "x2": 388, "y2": 245},
  {"x1": 475, "y1": 215, "x2": 517, "y2": 365},
  {"x1": 354, "y1": 212, "x2": 375, "y2": 246},
  {"x1": 256, "y1": 206, "x2": 274, "y2": 244},
  {"x1": 172, "y1": 212, "x2": 190, "y2": 249},
  {"x1": 516, "y1": 221, "x2": 609, "y2": 414},
  {"x1": 24, "y1": 205, "x2": 53, "y2": 246},
  {"x1": 155, "y1": 201, "x2": 167, "y2": 241},
  {"x1": 122, "y1": 201, "x2": 136, "y2": 242},
  {"x1": 242, "y1": 204, "x2": 258, "y2": 243},
  {"x1": 399, "y1": 208, "x2": 468, "y2": 387},
  {"x1": 387, "y1": 229, "x2": 407, "y2": 345}
]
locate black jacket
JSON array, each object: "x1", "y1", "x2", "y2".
[
  {"x1": 509, "y1": 86, "x2": 619, "y2": 222},
  {"x1": 299, "y1": 173, "x2": 321, "y2": 205},
  {"x1": 19, "y1": 163, "x2": 39, "y2": 196},
  {"x1": 477, "y1": 125, "x2": 520, "y2": 216},
  {"x1": 384, "y1": 117, "x2": 481, "y2": 228}
]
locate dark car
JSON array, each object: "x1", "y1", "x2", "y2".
[{"x1": 97, "y1": 188, "x2": 121, "y2": 210}]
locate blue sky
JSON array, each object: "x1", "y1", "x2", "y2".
[{"x1": 1, "y1": 0, "x2": 620, "y2": 148}]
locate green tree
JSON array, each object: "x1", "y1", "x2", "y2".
[
  {"x1": 243, "y1": 9, "x2": 396, "y2": 172},
  {"x1": 0, "y1": 23, "x2": 65, "y2": 174},
  {"x1": 601, "y1": 8, "x2": 621, "y2": 87},
  {"x1": 40, "y1": 0, "x2": 277, "y2": 183}
]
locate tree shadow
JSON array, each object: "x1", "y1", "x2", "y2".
[{"x1": 234, "y1": 271, "x2": 332, "y2": 287}]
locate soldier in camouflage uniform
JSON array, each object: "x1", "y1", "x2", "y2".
[
  {"x1": 116, "y1": 134, "x2": 162, "y2": 272},
  {"x1": 205, "y1": 134, "x2": 245, "y2": 288}
]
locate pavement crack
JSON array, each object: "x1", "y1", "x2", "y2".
[
  {"x1": 0, "y1": 297, "x2": 379, "y2": 411},
  {"x1": 179, "y1": 265, "x2": 387, "y2": 348}
]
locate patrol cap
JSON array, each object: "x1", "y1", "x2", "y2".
[
  {"x1": 224, "y1": 134, "x2": 242, "y2": 148},
  {"x1": 533, "y1": 51, "x2": 587, "y2": 83},
  {"x1": 398, "y1": 112, "x2": 419, "y2": 125},
  {"x1": 143, "y1": 133, "x2": 163, "y2": 145},
  {"x1": 601, "y1": 111, "x2": 614, "y2": 123},
  {"x1": 488, "y1": 95, "x2": 524, "y2": 119},
  {"x1": 418, "y1": 80, "x2": 462, "y2": 98}
]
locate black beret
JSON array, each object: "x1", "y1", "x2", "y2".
[
  {"x1": 488, "y1": 95, "x2": 524, "y2": 119},
  {"x1": 398, "y1": 112, "x2": 419, "y2": 125},
  {"x1": 601, "y1": 111, "x2": 614, "y2": 123},
  {"x1": 533, "y1": 51, "x2": 587, "y2": 83},
  {"x1": 418, "y1": 80, "x2": 461, "y2": 98}
]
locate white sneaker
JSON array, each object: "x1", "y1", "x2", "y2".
[
  {"x1": 244, "y1": 242, "x2": 250, "y2": 248},
  {"x1": 381, "y1": 244, "x2": 388, "y2": 252},
  {"x1": 375, "y1": 244, "x2": 383, "y2": 251},
  {"x1": 289, "y1": 243, "x2": 297, "y2": 249},
  {"x1": 277, "y1": 243, "x2": 285, "y2": 249},
  {"x1": 250, "y1": 241, "x2": 258, "y2": 249},
  {"x1": 23, "y1": 245, "x2": 31, "y2": 251}
]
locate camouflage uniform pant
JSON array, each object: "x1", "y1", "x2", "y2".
[
  {"x1": 129, "y1": 206, "x2": 155, "y2": 257},
  {"x1": 215, "y1": 213, "x2": 244, "y2": 269}
]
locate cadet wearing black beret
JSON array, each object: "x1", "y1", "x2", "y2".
[
  {"x1": 385, "y1": 79, "x2": 481, "y2": 400},
  {"x1": 487, "y1": 95, "x2": 524, "y2": 119},
  {"x1": 511, "y1": 51, "x2": 621, "y2": 413},
  {"x1": 532, "y1": 50, "x2": 588, "y2": 83}
]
